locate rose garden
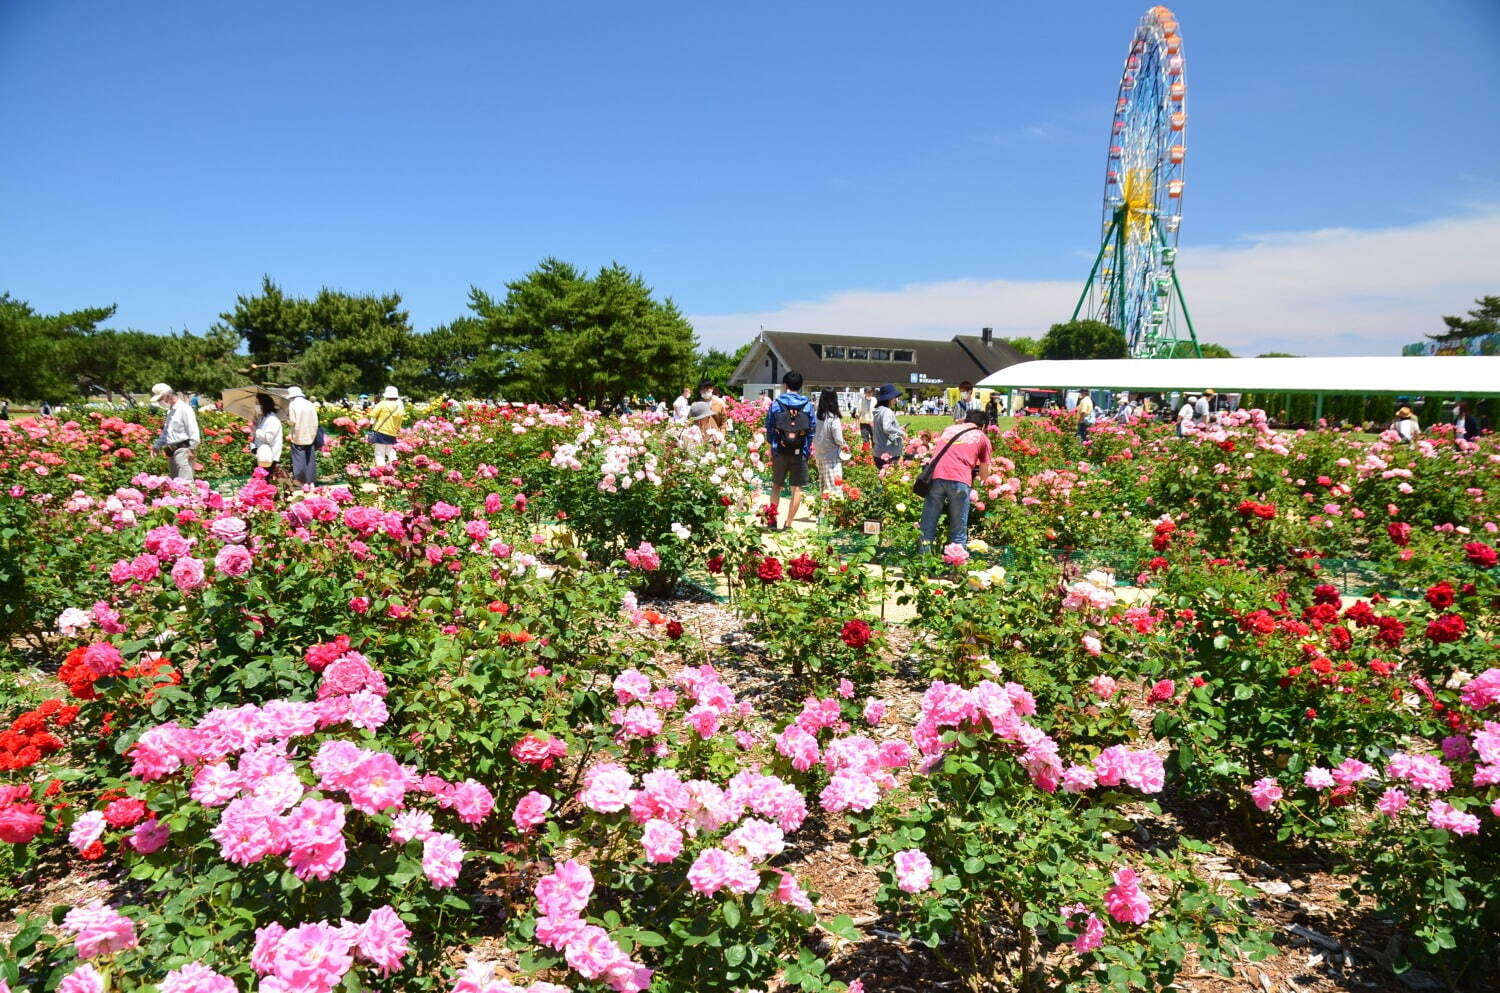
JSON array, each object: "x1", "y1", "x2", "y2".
[{"x1": 0, "y1": 401, "x2": 1496, "y2": 993}]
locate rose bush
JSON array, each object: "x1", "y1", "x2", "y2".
[{"x1": 1, "y1": 401, "x2": 1496, "y2": 990}]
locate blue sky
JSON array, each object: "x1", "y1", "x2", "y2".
[{"x1": 3, "y1": 0, "x2": 1498, "y2": 355}]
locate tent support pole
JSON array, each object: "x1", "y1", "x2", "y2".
[{"x1": 1315, "y1": 393, "x2": 1325, "y2": 423}]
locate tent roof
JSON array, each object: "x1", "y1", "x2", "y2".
[{"x1": 975, "y1": 356, "x2": 1500, "y2": 397}]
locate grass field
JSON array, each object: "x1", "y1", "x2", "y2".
[{"x1": 899, "y1": 414, "x2": 1017, "y2": 434}]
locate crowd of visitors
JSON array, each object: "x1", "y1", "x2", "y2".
[{"x1": 128, "y1": 371, "x2": 1487, "y2": 558}]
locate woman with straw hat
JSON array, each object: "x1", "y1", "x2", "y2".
[{"x1": 1392, "y1": 406, "x2": 1420, "y2": 444}]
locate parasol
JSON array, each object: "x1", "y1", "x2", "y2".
[{"x1": 220, "y1": 386, "x2": 291, "y2": 421}]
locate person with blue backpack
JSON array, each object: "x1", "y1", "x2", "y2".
[{"x1": 764, "y1": 370, "x2": 816, "y2": 531}]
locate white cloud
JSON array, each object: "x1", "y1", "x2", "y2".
[{"x1": 688, "y1": 207, "x2": 1500, "y2": 357}]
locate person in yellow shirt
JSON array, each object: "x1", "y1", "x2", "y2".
[{"x1": 368, "y1": 386, "x2": 405, "y2": 467}]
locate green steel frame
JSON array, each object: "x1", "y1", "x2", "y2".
[{"x1": 1070, "y1": 204, "x2": 1201, "y2": 359}]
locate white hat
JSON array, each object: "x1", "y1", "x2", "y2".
[
  {"x1": 383, "y1": 386, "x2": 399, "y2": 400},
  {"x1": 285, "y1": 386, "x2": 305, "y2": 399},
  {"x1": 149, "y1": 383, "x2": 172, "y2": 403}
]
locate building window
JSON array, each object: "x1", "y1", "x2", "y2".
[
  {"x1": 892, "y1": 349, "x2": 915, "y2": 362},
  {"x1": 847, "y1": 347, "x2": 868, "y2": 360},
  {"x1": 869, "y1": 348, "x2": 890, "y2": 361},
  {"x1": 822, "y1": 345, "x2": 845, "y2": 359}
]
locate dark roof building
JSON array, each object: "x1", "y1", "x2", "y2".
[{"x1": 729, "y1": 329, "x2": 1031, "y2": 395}]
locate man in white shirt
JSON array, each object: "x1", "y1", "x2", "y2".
[
  {"x1": 286, "y1": 386, "x2": 320, "y2": 485},
  {"x1": 150, "y1": 382, "x2": 200, "y2": 481},
  {"x1": 671, "y1": 386, "x2": 691, "y2": 422}
]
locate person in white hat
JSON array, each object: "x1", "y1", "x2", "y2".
[
  {"x1": 367, "y1": 386, "x2": 405, "y2": 467},
  {"x1": 149, "y1": 383, "x2": 200, "y2": 481},
  {"x1": 284, "y1": 386, "x2": 320, "y2": 484}
]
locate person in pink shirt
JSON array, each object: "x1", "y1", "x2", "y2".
[{"x1": 918, "y1": 410, "x2": 992, "y2": 552}]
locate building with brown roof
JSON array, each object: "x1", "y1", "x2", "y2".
[{"x1": 728, "y1": 328, "x2": 1031, "y2": 398}]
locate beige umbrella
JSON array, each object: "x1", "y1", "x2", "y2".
[{"x1": 220, "y1": 386, "x2": 291, "y2": 421}]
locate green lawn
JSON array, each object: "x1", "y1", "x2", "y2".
[{"x1": 899, "y1": 414, "x2": 1017, "y2": 434}]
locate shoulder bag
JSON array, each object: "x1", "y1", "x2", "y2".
[{"x1": 912, "y1": 426, "x2": 977, "y2": 498}]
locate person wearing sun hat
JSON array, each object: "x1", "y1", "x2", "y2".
[
  {"x1": 149, "y1": 383, "x2": 200, "y2": 481},
  {"x1": 871, "y1": 383, "x2": 906, "y2": 468},
  {"x1": 285, "y1": 386, "x2": 321, "y2": 485},
  {"x1": 368, "y1": 386, "x2": 406, "y2": 467},
  {"x1": 1393, "y1": 405, "x2": 1420, "y2": 444}
]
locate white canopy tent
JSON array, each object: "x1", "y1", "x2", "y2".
[{"x1": 977, "y1": 356, "x2": 1500, "y2": 397}]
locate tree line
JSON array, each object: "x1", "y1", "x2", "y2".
[{"x1": 0, "y1": 259, "x2": 748, "y2": 407}]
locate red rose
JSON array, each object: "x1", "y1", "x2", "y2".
[
  {"x1": 666, "y1": 620, "x2": 684, "y2": 640},
  {"x1": 1374, "y1": 615, "x2": 1405, "y2": 647},
  {"x1": 1241, "y1": 610, "x2": 1277, "y2": 635},
  {"x1": 1326, "y1": 627, "x2": 1352, "y2": 652},
  {"x1": 1146, "y1": 679, "x2": 1176, "y2": 704},
  {"x1": 1463, "y1": 541, "x2": 1497, "y2": 569},
  {"x1": 1304, "y1": 708, "x2": 1317, "y2": 720},
  {"x1": 1387, "y1": 522, "x2": 1411, "y2": 547},
  {"x1": 1312, "y1": 584, "x2": 1340, "y2": 606},
  {"x1": 788, "y1": 554, "x2": 818, "y2": 581},
  {"x1": 1425, "y1": 613, "x2": 1467, "y2": 644},
  {"x1": 840, "y1": 619, "x2": 872, "y2": 649},
  {"x1": 757, "y1": 557, "x2": 784, "y2": 583},
  {"x1": 1425, "y1": 582, "x2": 1456, "y2": 609},
  {"x1": 706, "y1": 555, "x2": 724, "y2": 574},
  {"x1": 103, "y1": 797, "x2": 147, "y2": 828}
]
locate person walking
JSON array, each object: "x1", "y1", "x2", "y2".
[
  {"x1": 871, "y1": 384, "x2": 906, "y2": 468},
  {"x1": 984, "y1": 393, "x2": 999, "y2": 424},
  {"x1": 857, "y1": 387, "x2": 876, "y2": 446},
  {"x1": 764, "y1": 371, "x2": 815, "y2": 530},
  {"x1": 1455, "y1": 401, "x2": 1481, "y2": 441},
  {"x1": 149, "y1": 383, "x2": 200, "y2": 481},
  {"x1": 0, "y1": 399, "x2": 9, "y2": 421},
  {"x1": 953, "y1": 381, "x2": 975, "y2": 422},
  {"x1": 672, "y1": 386, "x2": 692, "y2": 422},
  {"x1": 919, "y1": 410, "x2": 993, "y2": 553},
  {"x1": 1393, "y1": 406, "x2": 1421, "y2": 444},
  {"x1": 285, "y1": 386, "x2": 320, "y2": 485},
  {"x1": 368, "y1": 386, "x2": 405, "y2": 467},
  {"x1": 1076, "y1": 391, "x2": 1095, "y2": 441},
  {"x1": 812, "y1": 388, "x2": 848, "y2": 496},
  {"x1": 252, "y1": 392, "x2": 284, "y2": 478}
]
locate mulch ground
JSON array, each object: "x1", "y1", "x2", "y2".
[{"x1": 664, "y1": 597, "x2": 1431, "y2": 993}]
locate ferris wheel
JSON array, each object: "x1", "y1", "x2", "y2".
[{"x1": 1072, "y1": 5, "x2": 1200, "y2": 359}]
